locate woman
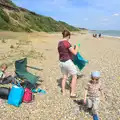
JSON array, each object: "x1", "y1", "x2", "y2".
[{"x1": 58, "y1": 30, "x2": 78, "y2": 97}]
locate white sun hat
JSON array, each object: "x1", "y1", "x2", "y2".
[{"x1": 91, "y1": 71, "x2": 100, "y2": 78}]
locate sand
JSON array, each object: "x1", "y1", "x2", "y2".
[{"x1": 0, "y1": 31, "x2": 120, "y2": 120}]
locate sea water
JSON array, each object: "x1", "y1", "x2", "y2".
[{"x1": 90, "y1": 30, "x2": 120, "y2": 38}]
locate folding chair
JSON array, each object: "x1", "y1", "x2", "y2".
[{"x1": 15, "y1": 58, "x2": 39, "y2": 84}]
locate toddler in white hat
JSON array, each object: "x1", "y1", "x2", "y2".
[
  {"x1": 84, "y1": 71, "x2": 104, "y2": 119},
  {"x1": 91, "y1": 71, "x2": 100, "y2": 78}
]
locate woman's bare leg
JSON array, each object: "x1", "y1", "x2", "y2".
[
  {"x1": 61, "y1": 74, "x2": 68, "y2": 95},
  {"x1": 70, "y1": 75, "x2": 77, "y2": 96}
]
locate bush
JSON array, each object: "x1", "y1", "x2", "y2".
[
  {"x1": 1, "y1": 39, "x2": 6, "y2": 43},
  {"x1": 9, "y1": 12, "x2": 20, "y2": 21},
  {"x1": 10, "y1": 45, "x2": 14, "y2": 48}
]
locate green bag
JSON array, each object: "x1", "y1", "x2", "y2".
[{"x1": 73, "y1": 52, "x2": 88, "y2": 71}]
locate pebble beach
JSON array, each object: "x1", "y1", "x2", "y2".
[{"x1": 0, "y1": 31, "x2": 120, "y2": 120}]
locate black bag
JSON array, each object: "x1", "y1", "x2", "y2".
[
  {"x1": 0, "y1": 87, "x2": 10, "y2": 99},
  {"x1": 20, "y1": 81, "x2": 36, "y2": 90}
]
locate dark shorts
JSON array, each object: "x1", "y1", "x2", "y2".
[{"x1": 0, "y1": 76, "x2": 16, "y2": 84}]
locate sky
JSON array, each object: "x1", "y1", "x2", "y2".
[{"x1": 12, "y1": 0, "x2": 120, "y2": 30}]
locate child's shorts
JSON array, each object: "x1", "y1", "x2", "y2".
[
  {"x1": 59, "y1": 59, "x2": 77, "y2": 76},
  {"x1": 86, "y1": 97, "x2": 100, "y2": 114}
]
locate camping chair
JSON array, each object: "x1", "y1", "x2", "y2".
[{"x1": 15, "y1": 58, "x2": 39, "y2": 85}]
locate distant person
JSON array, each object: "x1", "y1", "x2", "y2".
[
  {"x1": 58, "y1": 30, "x2": 78, "y2": 98},
  {"x1": 93, "y1": 34, "x2": 97, "y2": 38},
  {"x1": 99, "y1": 33, "x2": 101, "y2": 38},
  {"x1": 84, "y1": 71, "x2": 105, "y2": 120},
  {"x1": 95, "y1": 34, "x2": 97, "y2": 38}
]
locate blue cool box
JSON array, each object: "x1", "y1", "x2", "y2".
[{"x1": 8, "y1": 85, "x2": 24, "y2": 107}]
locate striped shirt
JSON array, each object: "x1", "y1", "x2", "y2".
[{"x1": 85, "y1": 80, "x2": 103, "y2": 97}]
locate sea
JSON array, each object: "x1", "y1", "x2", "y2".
[{"x1": 89, "y1": 30, "x2": 120, "y2": 38}]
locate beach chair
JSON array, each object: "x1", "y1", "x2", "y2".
[
  {"x1": 73, "y1": 52, "x2": 88, "y2": 71},
  {"x1": 15, "y1": 58, "x2": 38, "y2": 84}
]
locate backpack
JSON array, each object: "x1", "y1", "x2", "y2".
[{"x1": 23, "y1": 88, "x2": 33, "y2": 103}]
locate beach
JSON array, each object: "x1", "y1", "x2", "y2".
[{"x1": 0, "y1": 31, "x2": 120, "y2": 120}]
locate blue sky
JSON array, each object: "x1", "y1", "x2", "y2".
[{"x1": 12, "y1": 0, "x2": 120, "y2": 30}]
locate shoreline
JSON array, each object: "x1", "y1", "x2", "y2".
[
  {"x1": 88, "y1": 30, "x2": 120, "y2": 39},
  {"x1": 103, "y1": 35, "x2": 120, "y2": 39},
  {"x1": 88, "y1": 32, "x2": 120, "y2": 39}
]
